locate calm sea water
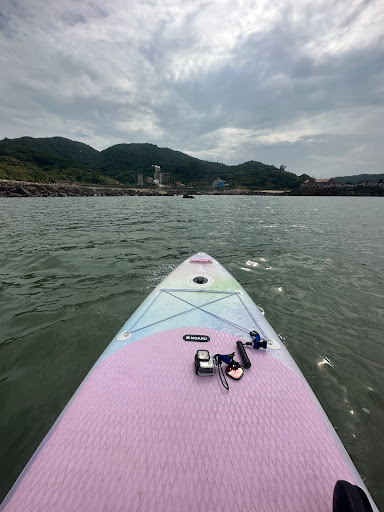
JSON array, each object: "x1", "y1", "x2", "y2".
[{"x1": 1, "y1": 196, "x2": 383, "y2": 507}]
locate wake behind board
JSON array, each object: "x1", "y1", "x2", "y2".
[{"x1": 1, "y1": 253, "x2": 378, "y2": 512}]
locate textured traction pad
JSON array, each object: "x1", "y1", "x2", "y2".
[{"x1": 3, "y1": 328, "x2": 353, "y2": 512}]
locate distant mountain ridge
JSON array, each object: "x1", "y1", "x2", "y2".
[
  {"x1": 0, "y1": 136, "x2": 307, "y2": 189},
  {"x1": 333, "y1": 173, "x2": 384, "y2": 184}
]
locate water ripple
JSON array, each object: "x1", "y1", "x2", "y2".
[{"x1": 0, "y1": 196, "x2": 383, "y2": 507}]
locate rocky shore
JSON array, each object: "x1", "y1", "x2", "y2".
[
  {"x1": 0, "y1": 180, "x2": 282, "y2": 197},
  {"x1": 0, "y1": 180, "x2": 167, "y2": 197},
  {"x1": 289, "y1": 182, "x2": 384, "y2": 196},
  {"x1": 1, "y1": 179, "x2": 383, "y2": 197}
]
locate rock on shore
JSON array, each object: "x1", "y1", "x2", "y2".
[
  {"x1": 0, "y1": 180, "x2": 163, "y2": 197},
  {"x1": 1, "y1": 180, "x2": 383, "y2": 198},
  {"x1": 288, "y1": 182, "x2": 384, "y2": 196}
]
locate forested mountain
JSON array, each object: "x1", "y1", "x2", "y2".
[
  {"x1": 0, "y1": 136, "x2": 307, "y2": 189},
  {"x1": 0, "y1": 136, "x2": 111, "y2": 184},
  {"x1": 100, "y1": 143, "x2": 225, "y2": 183},
  {"x1": 333, "y1": 173, "x2": 384, "y2": 184}
]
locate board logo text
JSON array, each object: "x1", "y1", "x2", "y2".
[{"x1": 183, "y1": 334, "x2": 210, "y2": 342}]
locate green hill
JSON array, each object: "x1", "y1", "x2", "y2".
[
  {"x1": 100, "y1": 144, "x2": 305, "y2": 189},
  {"x1": 333, "y1": 173, "x2": 384, "y2": 184},
  {"x1": 0, "y1": 136, "x2": 307, "y2": 189},
  {"x1": 0, "y1": 136, "x2": 113, "y2": 184},
  {"x1": 100, "y1": 143, "x2": 226, "y2": 184},
  {"x1": 0, "y1": 136, "x2": 99, "y2": 168},
  {"x1": 226, "y1": 161, "x2": 305, "y2": 189}
]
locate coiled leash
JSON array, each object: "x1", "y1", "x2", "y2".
[{"x1": 214, "y1": 355, "x2": 230, "y2": 390}]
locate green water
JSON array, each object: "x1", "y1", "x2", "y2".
[{"x1": 1, "y1": 196, "x2": 383, "y2": 507}]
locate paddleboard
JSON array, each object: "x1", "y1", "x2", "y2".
[{"x1": 0, "y1": 253, "x2": 378, "y2": 511}]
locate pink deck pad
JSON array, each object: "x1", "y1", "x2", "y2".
[{"x1": 3, "y1": 328, "x2": 354, "y2": 512}]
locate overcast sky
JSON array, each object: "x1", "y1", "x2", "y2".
[{"x1": 0, "y1": 0, "x2": 383, "y2": 177}]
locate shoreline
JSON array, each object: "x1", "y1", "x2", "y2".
[
  {"x1": 0, "y1": 179, "x2": 383, "y2": 197},
  {"x1": 0, "y1": 180, "x2": 288, "y2": 197}
]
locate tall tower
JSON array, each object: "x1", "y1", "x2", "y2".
[{"x1": 153, "y1": 165, "x2": 161, "y2": 180}]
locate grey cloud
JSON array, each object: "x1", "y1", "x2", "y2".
[
  {"x1": 86, "y1": 1, "x2": 109, "y2": 19},
  {"x1": 341, "y1": 0, "x2": 373, "y2": 28},
  {"x1": 0, "y1": 0, "x2": 383, "y2": 178},
  {"x1": 180, "y1": 27, "x2": 382, "y2": 123},
  {"x1": 145, "y1": 16, "x2": 383, "y2": 172},
  {"x1": 0, "y1": 12, "x2": 8, "y2": 30},
  {"x1": 60, "y1": 12, "x2": 87, "y2": 27}
]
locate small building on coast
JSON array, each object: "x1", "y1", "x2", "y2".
[
  {"x1": 212, "y1": 177, "x2": 226, "y2": 190},
  {"x1": 303, "y1": 178, "x2": 337, "y2": 186},
  {"x1": 159, "y1": 172, "x2": 171, "y2": 186}
]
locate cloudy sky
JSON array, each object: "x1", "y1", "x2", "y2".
[{"x1": 0, "y1": 0, "x2": 383, "y2": 177}]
